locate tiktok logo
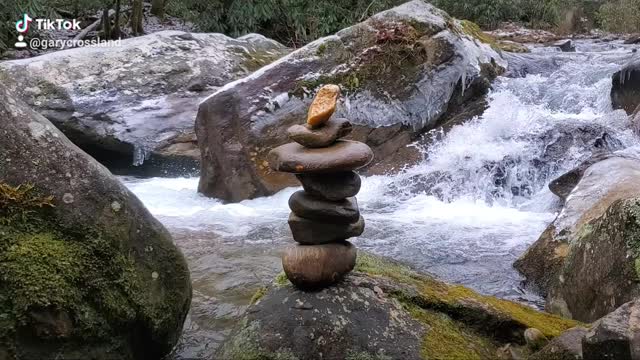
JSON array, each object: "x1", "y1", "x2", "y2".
[{"x1": 15, "y1": 14, "x2": 33, "y2": 48}]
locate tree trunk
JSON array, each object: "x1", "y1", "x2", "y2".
[
  {"x1": 151, "y1": 0, "x2": 165, "y2": 18},
  {"x1": 130, "y1": 0, "x2": 144, "y2": 36},
  {"x1": 112, "y1": 0, "x2": 121, "y2": 39},
  {"x1": 102, "y1": 8, "x2": 111, "y2": 39}
]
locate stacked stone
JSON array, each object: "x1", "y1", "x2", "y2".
[{"x1": 267, "y1": 85, "x2": 374, "y2": 289}]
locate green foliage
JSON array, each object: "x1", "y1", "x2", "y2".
[
  {"x1": 598, "y1": 0, "x2": 640, "y2": 33},
  {"x1": 167, "y1": 0, "x2": 406, "y2": 47}
]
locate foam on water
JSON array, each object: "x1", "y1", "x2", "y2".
[{"x1": 122, "y1": 40, "x2": 638, "y2": 304}]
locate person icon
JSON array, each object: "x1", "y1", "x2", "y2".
[{"x1": 14, "y1": 35, "x2": 27, "y2": 48}]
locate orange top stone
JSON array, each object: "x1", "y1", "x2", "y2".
[{"x1": 307, "y1": 84, "x2": 340, "y2": 128}]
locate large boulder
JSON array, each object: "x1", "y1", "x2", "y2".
[
  {"x1": 0, "y1": 84, "x2": 191, "y2": 358},
  {"x1": 582, "y1": 299, "x2": 640, "y2": 360},
  {"x1": 221, "y1": 253, "x2": 579, "y2": 359},
  {"x1": 0, "y1": 31, "x2": 289, "y2": 177},
  {"x1": 515, "y1": 154, "x2": 640, "y2": 321},
  {"x1": 612, "y1": 55, "x2": 640, "y2": 115},
  {"x1": 195, "y1": 0, "x2": 506, "y2": 202}
]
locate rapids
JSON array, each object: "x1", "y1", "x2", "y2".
[{"x1": 121, "y1": 39, "x2": 639, "y2": 359}]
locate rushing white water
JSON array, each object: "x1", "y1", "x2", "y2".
[{"x1": 123, "y1": 41, "x2": 638, "y2": 309}]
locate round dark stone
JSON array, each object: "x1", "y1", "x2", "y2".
[
  {"x1": 282, "y1": 241, "x2": 357, "y2": 289},
  {"x1": 287, "y1": 118, "x2": 352, "y2": 148},
  {"x1": 288, "y1": 190, "x2": 359, "y2": 223},
  {"x1": 296, "y1": 171, "x2": 361, "y2": 201},
  {"x1": 288, "y1": 213, "x2": 365, "y2": 245},
  {"x1": 267, "y1": 140, "x2": 374, "y2": 174}
]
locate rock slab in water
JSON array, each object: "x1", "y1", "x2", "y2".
[
  {"x1": 195, "y1": 0, "x2": 504, "y2": 202},
  {"x1": 0, "y1": 31, "x2": 289, "y2": 176},
  {"x1": 288, "y1": 213, "x2": 364, "y2": 244},
  {"x1": 611, "y1": 55, "x2": 640, "y2": 115},
  {"x1": 221, "y1": 253, "x2": 580, "y2": 360},
  {"x1": 516, "y1": 155, "x2": 640, "y2": 322},
  {"x1": 296, "y1": 171, "x2": 362, "y2": 201},
  {"x1": 281, "y1": 242, "x2": 357, "y2": 288},
  {"x1": 268, "y1": 140, "x2": 374, "y2": 173},
  {"x1": 0, "y1": 84, "x2": 191, "y2": 359},
  {"x1": 287, "y1": 117, "x2": 352, "y2": 148},
  {"x1": 307, "y1": 84, "x2": 340, "y2": 128},
  {"x1": 288, "y1": 190, "x2": 359, "y2": 223}
]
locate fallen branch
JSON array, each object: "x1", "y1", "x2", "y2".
[{"x1": 74, "y1": 9, "x2": 115, "y2": 40}]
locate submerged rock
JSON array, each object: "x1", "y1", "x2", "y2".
[
  {"x1": 0, "y1": 31, "x2": 289, "y2": 176},
  {"x1": 195, "y1": 0, "x2": 505, "y2": 202},
  {"x1": 222, "y1": 253, "x2": 580, "y2": 359},
  {"x1": 611, "y1": 55, "x2": 640, "y2": 115},
  {"x1": 0, "y1": 84, "x2": 191, "y2": 359},
  {"x1": 516, "y1": 155, "x2": 640, "y2": 321}
]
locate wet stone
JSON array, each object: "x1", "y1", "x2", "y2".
[
  {"x1": 296, "y1": 171, "x2": 361, "y2": 201},
  {"x1": 288, "y1": 213, "x2": 364, "y2": 245},
  {"x1": 288, "y1": 190, "x2": 359, "y2": 223},
  {"x1": 268, "y1": 140, "x2": 373, "y2": 174},
  {"x1": 287, "y1": 118, "x2": 352, "y2": 148},
  {"x1": 282, "y1": 241, "x2": 357, "y2": 289},
  {"x1": 307, "y1": 84, "x2": 340, "y2": 128}
]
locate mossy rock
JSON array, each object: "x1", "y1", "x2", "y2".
[
  {"x1": 0, "y1": 84, "x2": 191, "y2": 359},
  {"x1": 223, "y1": 253, "x2": 580, "y2": 360}
]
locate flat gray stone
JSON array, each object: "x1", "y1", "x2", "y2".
[
  {"x1": 288, "y1": 213, "x2": 364, "y2": 245},
  {"x1": 268, "y1": 140, "x2": 373, "y2": 174},
  {"x1": 296, "y1": 171, "x2": 361, "y2": 200},
  {"x1": 288, "y1": 190, "x2": 359, "y2": 223},
  {"x1": 287, "y1": 118, "x2": 352, "y2": 148}
]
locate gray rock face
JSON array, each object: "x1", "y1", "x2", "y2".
[
  {"x1": 516, "y1": 155, "x2": 640, "y2": 321},
  {"x1": 288, "y1": 190, "x2": 359, "y2": 223},
  {"x1": 296, "y1": 171, "x2": 362, "y2": 201},
  {"x1": 0, "y1": 31, "x2": 289, "y2": 176},
  {"x1": 612, "y1": 55, "x2": 640, "y2": 115},
  {"x1": 582, "y1": 299, "x2": 640, "y2": 360},
  {"x1": 0, "y1": 84, "x2": 191, "y2": 359},
  {"x1": 288, "y1": 213, "x2": 365, "y2": 245},
  {"x1": 530, "y1": 327, "x2": 588, "y2": 360},
  {"x1": 287, "y1": 117, "x2": 352, "y2": 148},
  {"x1": 195, "y1": 0, "x2": 505, "y2": 202},
  {"x1": 553, "y1": 39, "x2": 576, "y2": 52}
]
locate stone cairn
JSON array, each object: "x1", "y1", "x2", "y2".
[{"x1": 267, "y1": 84, "x2": 374, "y2": 289}]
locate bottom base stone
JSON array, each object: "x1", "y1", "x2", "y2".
[{"x1": 282, "y1": 241, "x2": 357, "y2": 289}]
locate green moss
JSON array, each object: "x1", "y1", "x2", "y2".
[
  {"x1": 0, "y1": 183, "x2": 152, "y2": 345},
  {"x1": 316, "y1": 43, "x2": 327, "y2": 56},
  {"x1": 345, "y1": 350, "x2": 392, "y2": 360},
  {"x1": 457, "y1": 20, "x2": 529, "y2": 53},
  {"x1": 355, "y1": 253, "x2": 580, "y2": 339},
  {"x1": 222, "y1": 320, "x2": 299, "y2": 360},
  {"x1": 410, "y1": 307, "x2": 497, "y2": 360},
  {"x1": 274, "y1": 272, "x2": 290, "y2": 287},
  {"x1": 250, "y1": 286, "x2": 268, "y2": 305}
]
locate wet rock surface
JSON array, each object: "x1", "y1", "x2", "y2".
[
  {"x1": 288, "y1": 190, "x2": 360, "y2": 223},
  {"x1": 612, "y1": 55, "x2": 640, "y2": 115},
  {"x1": 268, "y1": 140, "x2": 374, "y2": 174},
  {"x1": 287, "y1": 117, "x2": 353, "y2": 148},
  {"x1": 221, "y1": 254, "x2": 580, "y2": 360},
  {"x1": 516, "y1": 155, "x2": 640, "y2": 321},
  {"x1": 296, "y1": 171, "x2": 362, "y2": 201},
  {"x1": 288, "y1": 213, "x2": 365, "y2": 244},
  {"x1": 195, "y1": 0, "x2": 504, "y2": 202},
  {"x1": 0, "y1": 30, "x2": 289, "y2": 176}
]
